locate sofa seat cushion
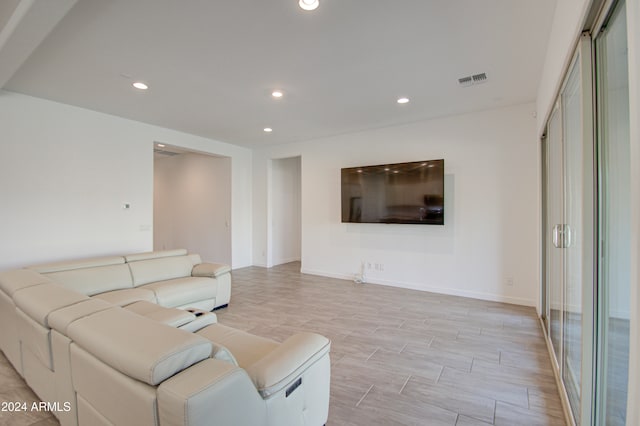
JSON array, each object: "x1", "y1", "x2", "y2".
[
  {"x1": 92, "y1": 288, "x2": 157, "y2": 306},
  {"x1": 0, "y1": 269, "x2": 51, "y2": 297},
  {"x1": 67, "y1": 307, "x2": 212, "y2": 386},
  {"x1": 125, "y1": 301, "x2": 196, "y2": 328},
  {"x1": 197, "y1": 324, "x2": 279, "y2": 368},
  {"x1": 13, "y1": 283, "x2": 89, "y2": 327},
  {"x1": 142, "y1": 277, "x2": 217, "y2": 308}
]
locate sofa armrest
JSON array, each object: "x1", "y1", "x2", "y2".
[
  {"x1": 245, "y1": 332, "x2": 330, "y2": 398},
  {"x1": 191, "y1": 262, "x2": 231, "y2": 278},
  {"x1": 210, "y1": 341, "x2": 238, "y2": 365},
  {"x1": 158, "y1": 358, "x2": 266, "y2": 426}
]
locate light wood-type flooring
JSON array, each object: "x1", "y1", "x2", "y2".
[{"x1": 0, "y1": 262, "x2": 565, "y2": 425}]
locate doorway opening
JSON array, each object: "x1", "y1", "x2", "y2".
[
  {"x1": 268, "y1": 156, "x2": 301, "y2": 267},
  {"x1": 153, "y1": 143, "x2": 232, "y2": 265}
]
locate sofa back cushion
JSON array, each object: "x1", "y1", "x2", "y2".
[
  {"x1": 46, "y1": 264, "x2": 133, "y2": 296},
  {"x1": 124, "y1": 248, "x2": 188, "y2": 263},
  {"x1": 13, "y1": 283, "x2": 89, "y2": 328},
  {"x1": 28, "y1": 256, "x2": 133, "y2": 296},
  {"x1": 67, "y1": 307, "x2": 212, "y2": 386},
  {"x1": 48, "y1": 299, "x2": 114, "y2": 335},
  {"x1": 0, "y1": 269, "x2": 52, "y2": 297},
  {"x1": 127, "y1": 255, "x2": 195, "y2": 287}
]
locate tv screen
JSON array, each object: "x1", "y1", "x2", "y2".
[{"x1": 341, "y1": 159, "x2": 444, "y2": 225}]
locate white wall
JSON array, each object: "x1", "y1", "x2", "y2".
[
  {"x1": 0, "y1": 90, "x2": 252, "y2": 270},
  {"x1": 269, "y1": 156, "x2": 301, "y2": 266},
  {"x1": 154, "y1": 152, "x2": 232, "y2": 265},
  {"x1": 254, "y1": 103, "x2": 539, "y2": 306},
  {"x1": 536, "y1": 0, "x2": 591, "y2": 136},
  {"x1": 0, "y1": 0, "x2": 21, "y2": 31}
]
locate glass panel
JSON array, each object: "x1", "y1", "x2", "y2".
[
  {"x1": 561, "y1": 58, "x2": 583, "y2": 422},
  {"x1": 546, "y1": 107, "x2": 563, "y2": 366},
  {"x1": 596, "y1": 2, "x2": 630, "y2": 425}
]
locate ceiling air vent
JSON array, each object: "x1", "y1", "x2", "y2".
[
  {"x1": 458, "y1": 72, "x2": 488, "y2": 87},
  {"x1": 458, "y1": 76, "x2": 473, "y2": 87},
  {"x1": 472, "y1": 73, "x2": 487, "y2": 83}
]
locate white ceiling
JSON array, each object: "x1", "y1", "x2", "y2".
[{"x1": 4, "y1": 0, "x2": 557, "y2": 148}]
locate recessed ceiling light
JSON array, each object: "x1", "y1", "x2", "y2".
[
  {"x1": 272, "y1": 90, "x2": 284, "y2": 98},
  {"x1": 397, "y1": 97, "x2": 410, "y2": 104},
  {"x1": 133, "y1": 82, "x2": 148, "y2": 90},
  {"x1": 264, "y1": 128, "x2": 273, "y2": 133},
  {"x1": 299, "y1": 0, "x2": 319, "y2": 11}
]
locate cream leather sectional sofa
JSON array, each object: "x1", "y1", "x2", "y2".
[{"x1": 0, "y1": 249, "x2": 331, "y2": 426}]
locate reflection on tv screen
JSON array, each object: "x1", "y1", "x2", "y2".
[{"x1": 341, "y1": 159, "x2": 444, "y2": 225}]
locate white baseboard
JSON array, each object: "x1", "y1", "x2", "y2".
[
  {"x1": 272, "y1": 257, "x2": 301, "y2": 266},
  {"x1": 300, "y1": 268, "x2": 536, "y2": 307},
  {"x1": 252, "y1": 257, "x2": 301, "y2": 269}
]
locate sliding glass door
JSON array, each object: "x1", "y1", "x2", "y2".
[
  {"x1": 595, "y1": 1, "x2": 630, "y2": 424},
  {"x1": 541, "y1": 1, "x2": 631, "y2": 424},
  {"x1": 561, "y1": 57, "x2": 586, "y2": 422},
  {"x1": 542, "y1": 36, "x2": 595, "y2": 425}
]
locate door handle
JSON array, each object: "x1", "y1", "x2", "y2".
[
  {"x1": 564, "y1": 225, "x2": 571, "y2": 248},
  {"x1": 552, "y1": 225, "x2": 560, "y2": 248},
  {"x1": 552, "y1": 224, "x2": 571, "y2": 248}
]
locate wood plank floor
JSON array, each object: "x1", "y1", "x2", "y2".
[
  {"x1": 0, "y1": 353, "x2": 57, "y2": 426},
  {"x1": 0, "y1": 262, "x2": 565, "y2": 425},
  {"x1": 221, "y1": 263, "x2": 566, "y2": 426}
]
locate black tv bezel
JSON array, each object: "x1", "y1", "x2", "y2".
[{"x1": 341, "y1": 159, "x2": 445, "y2": 225}]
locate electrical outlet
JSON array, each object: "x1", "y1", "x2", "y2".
[{"x1": 506, "y1": 277, "x2": 514, "y2": 287}]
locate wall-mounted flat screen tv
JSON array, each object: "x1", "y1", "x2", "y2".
[{"x1": 341, "y1": 159, "x2": 444, "y2": 225}]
